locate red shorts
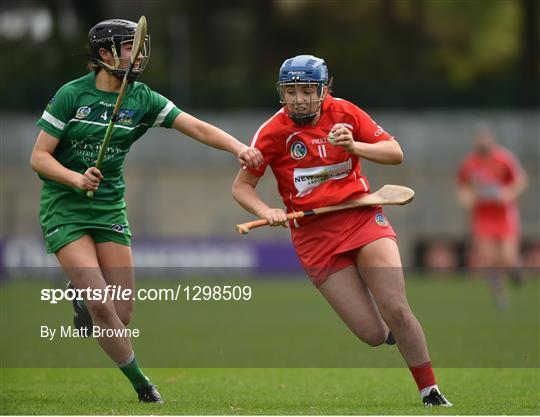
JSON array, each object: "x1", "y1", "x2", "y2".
[
  {"x1": 472, "y1": 206, "x2": 519, "y2": 240},
  {"x1": 290, "y1": 206, "x2": 397, "y2": 286}
]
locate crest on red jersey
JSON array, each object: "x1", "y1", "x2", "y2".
[
  {"x1": 374, "y1": 213, "x2": 389, "y2": 227},
  {"x1": 290, "y1": 141, "x2": 308, "y2": 160}
]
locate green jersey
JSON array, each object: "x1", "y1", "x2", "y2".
[
  {"x1": 36, "y1": 72, "x2": 182, "y2": 252},
  {"x1": 37, "y1": 71, "x2": 182, "y2": 202}
]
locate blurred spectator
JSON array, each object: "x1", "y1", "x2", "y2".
[
  {"x1": 413, "y1": 238, "x2": 461, "y2": 274},
  {"x1": 423, "y1": 240, "x2": 459, "y2": 270},
  {"x1": 523, "y1": 240, "x2": 540, "y2": 269},
  {"x1": 456, "y1": 126, "x2": 528, "y2": 308}
]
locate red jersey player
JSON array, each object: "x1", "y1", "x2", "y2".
[
  {"x1": 232, "y1": 55, "x2": 452, "y2": 407},
  {"x1": 457, "y1": 127, "x2": 528, "y2": 308}
]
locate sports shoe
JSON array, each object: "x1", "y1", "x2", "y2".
[
  {"x1": 67, "y1": 282, "x2": 93, "y2": 336},
  {"x1": 137, "y1": 384, "x2": 163, "y2": 404},
  {"x1": 422, "y1": 387, "x2": 453, "y2": 407}
]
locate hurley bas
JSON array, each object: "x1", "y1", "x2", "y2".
[{"x1": 40, "y1": 325, "x2": 140, "y2": 340}]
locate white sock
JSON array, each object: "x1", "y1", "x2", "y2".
[
  {"x1": 116, "y1": 351, "x2": 135, "y2": 368},
  {"x1": 420, "y1": 384, "x2": 439, "y2": 399}
]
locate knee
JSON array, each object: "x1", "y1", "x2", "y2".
[
  {"x1": 381, "y1": 302, "x2": 413, "y2": 329},
  {"x1": 114, "y1": 300, "x2": 134, "y2": 325},
  {"x1": 352, "y1": 327, "x2": 388, "y2": 347},
  {"x1": 117, "y1": 308, "x2": 133, "y2": 326},
  {"x1": 362, "y1": 332, "x2": 387, "y2": 347},
  {"x1": 86, "y1": 300, "x2": 117, "y2": 322}
]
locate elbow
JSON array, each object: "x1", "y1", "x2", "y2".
[
  {"x1": 31, "y1": 150, "x2": 50, "y2": 174},
  {"x1": 232, "y1": 179, "x2": 242, "y2": 202},
  {"x1": 390, "y1": 148, "x2": 404, "y2": 165},
  {"x1": 30, "y1": 152, "x2": 39, "y2": 173},
  {"x1": 387, "y1": 140, "x2": 403, "y2": 165},
  {"x1": 232, "y1": 177, "x2": 255, "y2": 204}
]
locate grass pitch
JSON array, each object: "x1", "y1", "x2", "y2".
[
  {"x1": 1, "y1": 368, "x2": 539, "y2": 415},
  {"x1": 1, "y1": 275, "x2": 539, "y2": 414}
]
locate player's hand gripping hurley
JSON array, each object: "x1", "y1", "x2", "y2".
[
  {"x1": 87, "y1": 16, "x2": 147, "y2": 198},
  {"x1": 236, "y1": 184, "x2": 414, "y2": 234}
]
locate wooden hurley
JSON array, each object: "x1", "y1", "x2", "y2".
[{"x1": 235, "y1": 184, "x2": 415, "y2": 235}]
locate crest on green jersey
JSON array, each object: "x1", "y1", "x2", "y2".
[
  {"x1": 118, "y1": 109, "x2": 135, "y2": 125},
  {"x1": 75, "y1": 106, "x2": 91, "y2": 119}
]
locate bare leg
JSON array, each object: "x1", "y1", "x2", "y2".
[
  {"x1": 476, "y1": 238, "x2": 509, "y2": 308},
  {"x1": 96, "y1": 242, "x2": 135, "y2": 325},
  {"x1": 355, "y1": 238, "x2": 429, "y2": 367},
  {"x1": 316, "y1": 238, "x2": 450, "y2": 405},
  {"x1": 501, "y1": 236, "x2": 522, "y2": 286},
  {"x1": 318, "y1": 265, "x2": 389, "y2": 347},
  {"x1": 56, "y1": 235, "x2": 133, "y2": 364}
]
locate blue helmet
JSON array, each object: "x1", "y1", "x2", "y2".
[
  {"x1": 277, "y1": 55, "x2": 329, "y2": 125},
  {"x1": 278, "y1": 55, "x2": 328, "y2": 87}
]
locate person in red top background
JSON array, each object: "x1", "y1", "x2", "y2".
[
  {"x1": 232, "y1": 55, "x2": 452, "y2": 407},
  {"x1": 457, "y1": 126, "x2": 528, "y2": 308}
]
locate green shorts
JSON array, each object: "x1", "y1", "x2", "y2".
[
  {"x1": 40, "y1": 186, "x2": 132, "y2": 254},
  {"x1": 43, "y1": 223, "x2": 132, "y2": 254}
]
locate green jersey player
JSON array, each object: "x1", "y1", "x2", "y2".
[{"x1": 30, "y1": 19, "x2": 262, "y2": 404}]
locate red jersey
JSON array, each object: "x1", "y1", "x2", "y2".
[
  {"x1": 457, "y1": 145, "x2": 523, "y2": 238},
  {"x1": 247, "y1": 95, "x2": 394, "y2": 213}
]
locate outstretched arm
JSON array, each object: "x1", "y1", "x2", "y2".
[
  {"x1": 172, "y1": 112, "x2": 262, "y2": 169},
  {"x1": 232, "y1": 169, "x2": 288, "y2": 227}
]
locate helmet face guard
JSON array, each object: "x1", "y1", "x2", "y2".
[
  {"x1": 277, "y1": 80, "x2": 326, "y2": 125},
  {"x1": 88, "y1": 19, "x2": 151, "y2": 83},
  {"x1": 277, "y1": 55, "x2": 329, "y2": 125},
  {"x1": 95, "y1": 34, "x2": 151, "y2": 83}
]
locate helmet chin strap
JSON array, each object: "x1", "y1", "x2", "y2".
[
  {"x1": 288, "y1": 112, "x2": 317, "y2": 125},
  {"x1": 97, "y1": 46, "x2": 140, "y2": 83},
  {"x1": 287, "y1": 89, "x2": 326, "y2": 125}
]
